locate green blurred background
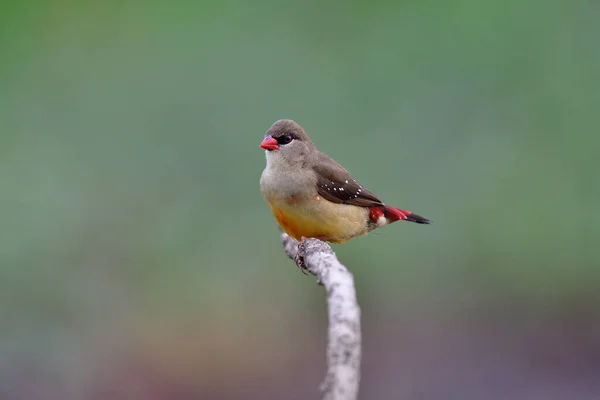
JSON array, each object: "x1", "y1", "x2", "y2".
[{"x1": 1, "y1": 1, "x2": 599, "y2": 399}]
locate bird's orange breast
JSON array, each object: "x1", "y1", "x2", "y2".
[{"x1": 266, "y1": 195, "x2": 369, "y2": 243}]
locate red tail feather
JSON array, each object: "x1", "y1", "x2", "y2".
[{"x1": 384, "y1": 206, "x2": 432, "y2": 225}]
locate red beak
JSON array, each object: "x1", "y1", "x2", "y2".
[{"x1": 260, "y1": 135, "x2": 279, "y2": 151}]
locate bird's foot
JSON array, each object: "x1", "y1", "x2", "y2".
[
  {"x1": 294, "y1": 237, "x2": 308, "y2": 274},
  {"x1": 294, "y1": 252, "x2": 308, "y2": 274}
]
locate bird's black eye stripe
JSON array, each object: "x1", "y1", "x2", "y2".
[{"x1": 277, "y1": 133, "x2": 294, "y2": 145}]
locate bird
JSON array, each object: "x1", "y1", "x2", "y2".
[{"x1": 259, "y1": 119, "x2": 431, "y2": 244}]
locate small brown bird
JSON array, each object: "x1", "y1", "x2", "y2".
[{"x1": 259, "y1": 119, "x2": 431, "y2": 244}]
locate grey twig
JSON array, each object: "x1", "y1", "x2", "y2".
[{"x1": 280, "y1": 233, "x2": 362, "y2": 400}]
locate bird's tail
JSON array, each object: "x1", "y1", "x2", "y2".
[{"x1": 384, "y1": 206, "x2": 432, "y2": 225}]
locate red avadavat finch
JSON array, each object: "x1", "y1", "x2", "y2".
[{"x1": 260, "y1": 119, "x2": 431, "y2": 244}]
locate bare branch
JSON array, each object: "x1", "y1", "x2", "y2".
[{"x1": 280, "y1": 233, "x2": 362, "y2": 400}]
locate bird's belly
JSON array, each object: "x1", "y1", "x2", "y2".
[{"x1": 268, "y1": 197, "x2": 369, "y2": 243}]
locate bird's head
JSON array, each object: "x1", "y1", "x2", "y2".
[{"x1": 260, "y1": 119, "x2": 314, "y2": 167}]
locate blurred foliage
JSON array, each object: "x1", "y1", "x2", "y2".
[{"x1": 1, "y1": 0, "x2": 599, "y2": 399}]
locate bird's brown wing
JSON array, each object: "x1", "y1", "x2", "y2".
[{"x1": 313, "y1": 152, "x2": 384, "y2": 208}]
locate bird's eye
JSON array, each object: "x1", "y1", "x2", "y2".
[{"x1": 278, "y1": 133, "x2": 293, "y2": 145}]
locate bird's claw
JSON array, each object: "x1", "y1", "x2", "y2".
[
  {"x1": 294, "y1": 238, "x2": 309, "y2": 274},
  {"x1": 294, "y1": 253, "x2": 308, "y2": 274}
]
